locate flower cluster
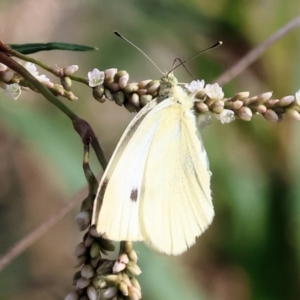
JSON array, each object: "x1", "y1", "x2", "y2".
[
  {"x1": 86, "y1": 68, "x2": 300, "y2": 127},
  {"x1": 0, "y1": 61, "x2": 79, "y2": 101},
  {"x1": 65, "y1": 192, "x2": 142, "y2": 300}
]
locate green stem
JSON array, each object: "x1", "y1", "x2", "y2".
[
  {"x1": 0, "y1": 51, "x2": 77, "y2": 119},
  {"x1": 0, "y1": 47, "x2": 107, "y2": 170}
]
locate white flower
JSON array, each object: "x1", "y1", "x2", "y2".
[
  {"x1": 36, "y1": 74, "x2": 50, "y2": 82},
  {"x1": 24, "y1": 62, "x2": 38, "y2": 76},
  {"x1": 215, "y1": 109, "x2": 235, "y2": 124},
  {"x1": 24, "y1": 62, "x2": 50, "y2": 82},
  {"x1": 185, "y1": 79, "x2": 205, "y2": 92},
  {"x1": 295, "y1": 89, "x2": 300, "y2": 105},
  {"x1": 6, "y1": 83, "x2": 21, "y2": 100},
  {"x1": 88, "y1": 68, "x2": 104, "y2": 87},
  {"x1": 205, "y1": 83, "x2": 224, "y2": 100},
  {"x1": 197, "y1": 113, "x2": 211, "y2": 129}
]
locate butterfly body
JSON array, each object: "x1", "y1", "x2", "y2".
[{"x1": 92, "y1": 73, "x2": 214, "y2": 255}]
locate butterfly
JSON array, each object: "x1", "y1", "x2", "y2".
[{"x1": 92, "y1": 72, "x2": 214, "y2": 255}]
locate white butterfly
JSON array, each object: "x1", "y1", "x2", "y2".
[{"x1": 92, "y1": 73, "x2": 214, "y2": 255}]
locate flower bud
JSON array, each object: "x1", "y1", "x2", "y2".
[
  {"x1": 0, "y1": 63, "x2": 7, "y2": 72},
  {"x1": 126, "y1": 262, "x2": 142, "y2": 276},
  {"x1": 76, "y1": 277, "x2": 91, "y2": 289},
  {"x1": 75, "y1": 242, "x2": 87, "y2": 257},
  {"x1": 104, "y1": 68, "x2": 118, "y2": 81},
  {"x1": 266, "y1": 99, "x2": 279, "y2": 106},
  {"x1": 210, "y1": 100, "x2": 224, "y2": 113},
  {"x1": 257, "y1": 92, "x2": 273, "y2": 103},
  {"x1": 74, "y1": 255, "x2": 87, "y2": 268},
  {"x1": 287, "y1": 108, "x2": 300, "y2": 121},
  {"x1": 119, "y1": 253, "x2": 129, "y2": 264},
  {"x1": 131, "y1": 278, "x2": 141, "y2": 291},
  {"x1": 92, "y1": 85, "x2": 105, "y2": 102},
  {"x1": 140, "y1": 94, "x2": 152, "y2": 107},
  {"x1": 237, "y1": 107, "x2": 252, "y2": 121},
  {"x1": 119, "y1": 282, "x2": 129, "y2": 296},
  {"x1": 138, "y1": 80, "x2": 152, "y2": 89},
  {"x1": 89, "y1": 225, "x2": 101, "y2": 237},
  {"x1": 128, "y1": 286, "x2": 142, "y2": 300},
  {"x1": 146, "y1": 80, "x2": 160, "y2": 95},
  {"x1": 230, "y1": 91, "x2": 250, "y2": 101},
  {"x1": 90, "y1": 256, "x2": 101, "y2": 269},
  {"x1": 263, "y1": 109, "x2": 279, "y2": 122},
  {"x1": 195, "y1": 102, "x2": 208, "y2": 113},
  {"x1": 75, "y1": 211, "x2": 91, "y2": 231},
  {"x1": 2, "y1": 70, "x2": 14, "y2": 82},
  {"x1": 279, "y1": 95, "x2": 295, "y2": 107},
  {"x1": 257, "y1": 104, "x2": 267, "y2": 114},
  {"x1": 90, "y1": 242, "x2": 100, "y2": 258},
  {"x1": 113, "y1": 261, "x2": 126, "y2": 273},
  {"x1": 104, "y1": 89, "x2": 113, "y2": 101},
  {"x1": 124, "y1": 82, "x2": 139, "y2": 93},
  {"x1": 128, "y1": 250, "x2": 138, "y2": 263},
  {"x1": 73, "y1": 271, "x2": 82, "y2": 285},
  {"x1": 53, "y1": 84, "x2": 65, "y2": 96},
  {"x1": 105, "y1": 274, "x2": 120, "y2": 284},
  {"x1": 43, "y1": 81, "x2": 55, "y2": 89},
  {"x1": 65, "y1": 291, "x2": 80, "y2": 300},
  {"x1": 61, "y1": 76, "x2": 72, "y2": 91},
  {"x1": 113, "y1": 91, "x2": 125, "y2": 106},
  {"x1": 129, "y1": 93, "x2": 140, "y2": 107},
  {"x1": 98, "y1": 277, "x2": 107, "y2": 289},
  {"x1": 121, "y1": 273, "x2": 132, "y2": 286},
  {"x1": 64, "y1": 65, "x2": 79, "y2": 75},
  {"x1": 103, "y1": 286, "x2": 118, "y2": 300},
  {"x1": 114, "y1": 71, "x2": 129, "y2": 89},
  {"x1": 84, "y1": 235, "x2": 94, "y2": 248},
  {"x1": 86, "y1": 285, "x2": 97, "y2": 300},
  {"x1": 231, "y1": 100, "x2": 243, "y2": 110},
  {"x1": 81, "y1": 264, "x2": 95, "y2": 279}
]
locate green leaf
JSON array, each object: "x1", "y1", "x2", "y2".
[{"x1": 8, "y1": 42, "x2": 98, "y2": 54}]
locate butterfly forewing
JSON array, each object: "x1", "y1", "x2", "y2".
[{"x1": 92, "y1": 98, "x2": 176, "y2": 242}]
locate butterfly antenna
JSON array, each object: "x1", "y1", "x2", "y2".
[
  {"x1": 114, "y1": 30, "x2": 164, "y2": 75},
  {"x1": 172, "y1": 58, "x2": 196, "y2": 79},
  {"x1": 169, "y1": 41, "x2": 223, "y2": 73}
]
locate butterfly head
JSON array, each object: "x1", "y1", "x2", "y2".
[{"x1": 158, "y1": 72, "x2": 179, "y2": 101}]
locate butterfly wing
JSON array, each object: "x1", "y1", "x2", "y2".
[
  {"x1": 140, "y1": 94, "x2": 214, "y2": 255},
  {"x1": 92, "y1": 98, "x2": 176, "y2": 241},
  {"x1": 92, "y1": 98, "x2": 158, "y2": 225}
]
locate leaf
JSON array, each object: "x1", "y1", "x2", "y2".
[{"x1": 8, "y1": 42, "x2": 98, "y2": 54}]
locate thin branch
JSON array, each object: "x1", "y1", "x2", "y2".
[
  {"x1": 0, "y1": 50, "x2": 77, "y2": 120},
  {"x1": 215, "y1": 14, "x2": 300, "y2": 86},
  {"x1": 0, "y1": 187, "x2": 88, "y2": 272},
  {"x1": 0, "y1": 48, "x2": 107, "y2": 169}
]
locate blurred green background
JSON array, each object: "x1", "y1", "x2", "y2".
[{"x1": 0, "y1": 1, "x2": 300, "y2": 300}]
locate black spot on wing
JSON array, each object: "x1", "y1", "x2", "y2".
[{"x1": 130, "y1": 189, "x2": 138, "y2": 202}]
